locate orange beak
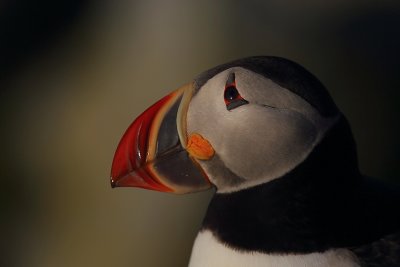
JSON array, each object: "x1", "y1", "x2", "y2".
[{"x1": 110, "y1": 83, "x2": 212, "y2": 194}]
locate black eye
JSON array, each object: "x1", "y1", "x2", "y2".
[
  {"x1": 223, "y1": 86, "x2": 249, "y2": 111},
  {"x1": 224, "y1": 86, "x2": 239, "y2": 101},
  {"x1": 224, "y1": 72, "x2": 249, "y2": 111}
]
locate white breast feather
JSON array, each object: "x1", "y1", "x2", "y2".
[{"x1": 189, "y1": 231, "x2": 360, "y2": 267}]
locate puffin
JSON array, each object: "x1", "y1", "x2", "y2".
[{"x1": 110, "y1": 56, "x2": 400, "y2": 267}]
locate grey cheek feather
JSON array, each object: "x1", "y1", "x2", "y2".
[
  {"x1": 188, "y1": 101, "x2": 318, "y2": 191},
  {"x1": 234, "y1": 67, "x2": 324, "y2": 126},
  {"x1": 187, "y1": 68, "x2": 337, "y2": 192},
  {"x1": 197, "y1": 154, "x2": 245, "y2": 190},
  {"x1": 216, "y1": 105, "x2": 318, "y2": 184}
]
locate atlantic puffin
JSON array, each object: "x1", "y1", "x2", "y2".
[{"x1": 110, "y1": 56, "x2": 400, "y2": 267}]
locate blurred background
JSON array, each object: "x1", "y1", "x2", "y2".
[{"x1": 1, "y1": 0, "x2": 399, "y2": 266}]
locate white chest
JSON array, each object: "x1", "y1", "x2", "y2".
[{"x1": 189, "y1": 231, "x2": 360, "y2": 267}]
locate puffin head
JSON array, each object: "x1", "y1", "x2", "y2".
[{"x1": 111, "y1": 56, "x2": 341, "y2": 194}]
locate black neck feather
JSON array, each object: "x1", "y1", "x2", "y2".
[{"x1": 201, "y1": 116, "x2": 386, "y2": 253}]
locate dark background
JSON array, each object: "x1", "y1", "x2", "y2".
[{"x1": 1, "y1": 1, "x2": 399, "y2": 266}]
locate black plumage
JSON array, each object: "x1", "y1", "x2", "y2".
[{"x1": 201, "y1": 116, "x2": 400, "y2": 265}]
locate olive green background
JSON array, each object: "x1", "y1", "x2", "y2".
[{"x1": 1, "y1": 1, "x2": 399, "y2": 266}]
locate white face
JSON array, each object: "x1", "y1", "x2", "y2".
[{"x1": 187, "y1": 67, "x2": 338, "y2": 193}]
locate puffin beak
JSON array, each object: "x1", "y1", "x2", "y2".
[{"x1": 110, "y1": 82, "x2": 212, "y2": 194}]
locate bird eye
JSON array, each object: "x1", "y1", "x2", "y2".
[
  {"x1": 224, "y1": 86, "x2": 240, "y2": 101},
  {"x1": 224, "y1": 73, "x2": 249, "y2": 111}
]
